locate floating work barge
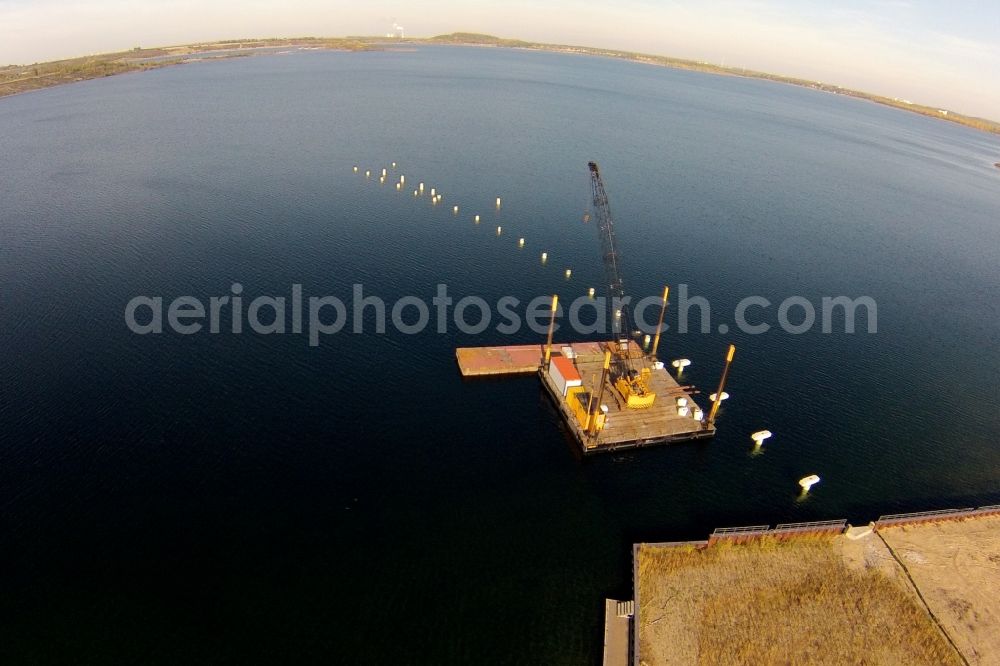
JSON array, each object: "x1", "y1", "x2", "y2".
[{"x1": 456, "y1": 340, "x2": 716, "y2": 453}]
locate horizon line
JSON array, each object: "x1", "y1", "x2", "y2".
[{"x1": 3, "y1": 32, "x2": 1000, "y2": 130}]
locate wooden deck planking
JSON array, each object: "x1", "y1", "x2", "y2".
[
  {"x1": 541, "y1": 363, "x2": 713, "y2": 451},
  {"x1": 586, "y1": 359, "x2": 709, "y2": 446},
  {"x1": 456, "y1": 340, "x2": 714, "y2": 452}
]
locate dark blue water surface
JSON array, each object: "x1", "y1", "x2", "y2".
[{"x1": 2, "y1": 46, "x2": 999, "y2": 664}]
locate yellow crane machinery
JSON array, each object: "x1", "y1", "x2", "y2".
[{"x1": 587, "y1": 161, "x2": 656, "y2": 409}]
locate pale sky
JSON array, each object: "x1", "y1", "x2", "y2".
[{"x1": 2, "y1": 0, "x2": 999, "y2": 119}]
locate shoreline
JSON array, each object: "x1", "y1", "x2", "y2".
[
  {"x1": 0, "y1": 37, "x2": 372, "y2": 100},
  {"x1": 3, "y1": 33, "x2": 1000, "y2": 138},
  {"x1": 423, "y1": 35, "x2": 1000, "y2": 137}
]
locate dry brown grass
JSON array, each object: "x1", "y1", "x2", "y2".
[{"x1": 637, "y1": 537, "x2": 962, "y2": 665}]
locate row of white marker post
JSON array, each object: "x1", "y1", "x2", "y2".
[{"x1": 353, "y1": 163, "x2": 585, "y2": 287}]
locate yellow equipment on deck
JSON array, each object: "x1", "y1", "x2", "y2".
[
  {"x1": 610, "y1": 341, "x2": 656, "y2": 409},
  {"x1": 616, "y1": 369, "x2": 656, "y2": 409},
  {"x1": 567, "y1": 386, "x2": 608, "y2": 433}
]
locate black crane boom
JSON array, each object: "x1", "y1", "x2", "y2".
[
  {"x1": 588, "y1": 161, "x2": 644, "y2": 389},
  {"x1": 588, "y1": 161, "x2": 632, "y2": 343}
]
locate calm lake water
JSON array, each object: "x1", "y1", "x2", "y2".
[{"x1": 2, "y1": 45, "x2": 999, "y2": 664}]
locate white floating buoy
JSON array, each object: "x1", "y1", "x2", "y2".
[
  {"x1": 353, "y1": 165, "x2": 358, "y2": 173},
  {"x1": 474, "y1": 214, "x2": 480, "y2": 223},
  {"x1": 400, "y1": 175, "x2": 405, "y2": 184},
  {"x1": 671, "y1": 359, "x2": 692, "y2": 372},
  {"x1": 396, "y1": 182, "x2": 401, "y2": 190},
  {"x1": 588, "y1": 287, "x2": 595, "y2": 297},
  {"x1": 518, "y1": 238, "x2": 525, "y2": 247},
  {"x1": 365, "y1": 170, "x2": 370, "y2": 178},
  {"x1": 541, "y1": 252, "x2": 548, "y2": 262},
  {"x1": 453, "y1": 205, "x2": 459, "y2": 213},
  {"x1": 496, "y1": 196, "x2": 502, "y2": 208},
  {"x1": 419, "y1": 182, "x2": 424, "y2": 192},
  {"x1": 799, "y1": 475, "x2": 821, "y2": 492},
  {"x1": 497, "y1": 226, "x2": 502, "y2": 235},
  {"x1": 565, "y1": 269, "x2": 572, "y2": 278},
  {"x1": 381, "y1": 168, "x2": 386, "y2": 177},
  {"x1": 413, "y1": 189, "x2": 418, "y2": 196},
  {"x1": 750, "y1": 430, "x2": 772, "y2": 447},
  {"x1": 391, "y1": 162, "x2": 397, "y2": 168},
  {"x1": 710, "y1": 391, "x2": 730, "y2": 402},
  {"x1": 430, "y1": 188, "x2": 436, "y2": 196},
  {"x1": 379, "y1": 176, "x2": 385, "y2": 184}
]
